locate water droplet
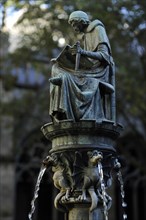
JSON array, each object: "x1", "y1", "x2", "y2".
[
  {"x1": 123, "y1": 213, "x2": 127, "y2": 219},
  {"x1": 122, "y1": 202, "x2": 127, "y2": 207}
]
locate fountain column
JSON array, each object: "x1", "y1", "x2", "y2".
[
  {"x1": 41, "y1": 120, "x2": 123, "y2": 220},
  {"x1": 40, "y1": 10, "x2": 125, "y2": 220}
]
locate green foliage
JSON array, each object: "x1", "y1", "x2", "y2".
[{"x1": 1, "y1": 0, "x2": 146, "y2": 144}]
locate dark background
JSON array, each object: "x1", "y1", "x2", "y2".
[{"x1": 0, "y1": 0, "x2": 146, "y2": 220}]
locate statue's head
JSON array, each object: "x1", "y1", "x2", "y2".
[
  {"x1": 68, "y1": 11, "x2": 90, "y2": 33},
  {"x1": 68, "y1": 11, "x2": 89, "y2": 24}
]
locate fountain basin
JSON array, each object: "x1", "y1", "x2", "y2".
[{"x1": 41, "y1": 120, "x2": 123, "y2": 154}]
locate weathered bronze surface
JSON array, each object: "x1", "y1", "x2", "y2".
[
  {"x1": 42, "y1": 120, "x2": 122, "y2": 153},
  {"x1": 49, "y1": 10, "x2": 116, "y2": 123},
  {"x1": 41, "y1": 120, "x2": 122, "y2": 219},
  {"x1": 42, "y1": 10, "x2": 122, "y2": 220}
]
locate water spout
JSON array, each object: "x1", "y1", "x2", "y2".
[
  {"x1": 28, "y1": 165, "x2": 47, "y2": 220},
  {"x1": 114, "y1": 158, "x2": 127, "y2": 220},
  {"x1": 117, "y1": 169, "x2": 127, "y2": 220},
  {"x1": 98, "y1": 162, "x2": 108, "y2": 220}
]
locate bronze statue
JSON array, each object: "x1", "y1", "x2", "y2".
[
  {"x1": 41, "y1": 11, "x2": 124, "y2": 220},
  {"x1": 49, "y1": 10, "x2": 115, "y2": 123}
]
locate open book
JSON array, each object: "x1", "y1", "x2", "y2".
[{"x1": 55, "y1": 45, "x2": 94, "y2": 70}]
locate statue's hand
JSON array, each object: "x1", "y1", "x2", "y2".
[
  {"x1": 79, "y1": 48, "x2": 84, "y2": 55},
  {"x1": 70, "y1": 46, "x2": 84, "y2": 56},
  {"x1": 70, "y1": 47, "x2": 77, "y2": 56}
]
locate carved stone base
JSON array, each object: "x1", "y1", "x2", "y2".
[
  {"x1": 41, "y1": 120, "x2": 122, "y2": 153},
  {"x1": 41, "y1": 120, "x2": 123, "y2": 219},
  {"x1": 67, "y1": 204, "x2": 104, "y2": 220}
]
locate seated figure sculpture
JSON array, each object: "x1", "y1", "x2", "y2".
[{"x1": 49, "y1": 11, "x2": 115, "y2": 123}]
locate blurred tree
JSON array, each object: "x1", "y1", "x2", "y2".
[
  {"x1": 0, "y1": 0, "x2": 146, "y2": 219},
  {"x1": 1, "y1": 0, "x2": 145, "y2": 165},
  {"x1": 1, "y1": 0, "x2": 146, "y2": 164}
]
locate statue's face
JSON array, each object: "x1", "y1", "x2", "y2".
[{"x1": 70, "y1": 20, "x2": 85, "y2": 33}]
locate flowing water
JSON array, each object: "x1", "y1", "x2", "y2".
[
  {"x1": 28, "y1": 156, "x2": 127, "y2": 220},
  {"x1": 116, "y1": 170, "x2": 128, "y2": 220},
  {"x1": 98, "y1": 162, "x2": 108, "y2": 220},
  {"x1": 28, "y1": 165, "x2": 47, "y2": 220}
]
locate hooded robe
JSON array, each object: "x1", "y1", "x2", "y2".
[{"x1": 49, "y1": 20, "x2": 114, "y2": 122}]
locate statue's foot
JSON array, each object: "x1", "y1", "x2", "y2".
[
  {"x1": 52, "y1": 111, "x2": 68, "y2": 123},
  {"x1": 61, "y1": 195, "x2": 69, "y2": 202},
  {"x1": 77, "y1": 193, "x2": 87, "y2": 201},
  {"x1": 61, "y1": 191, "x2": 71, "y2": 202},
  {"x1": 52, "y1": 116, "x2": 60, "y2": 124},
  {"x1": 102, "y1": 118, "x2": 114, "y2": 123}
]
